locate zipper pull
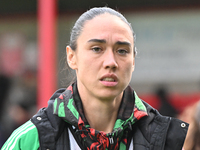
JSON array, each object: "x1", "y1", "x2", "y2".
[{"x1": 108, "y1": 133, "x2": 114, "y2": 144}]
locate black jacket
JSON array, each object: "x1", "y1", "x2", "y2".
[{"x1": 31, "y1": 85, "x2": 188, "y2": 150}]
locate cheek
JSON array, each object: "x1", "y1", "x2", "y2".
[
  {"x1": 75, "y1": 54, "x2": 90, "y2": 69},
  {"x1": 123, "y1": 61, "x2": 134, "y2": 78},
  {"x1": 76, "y1": 58, "x2": 96, "y2": 76}
]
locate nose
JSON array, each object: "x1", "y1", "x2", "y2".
[{"x1": 103, "y1": 49, "x2": 118, "y2": 70}]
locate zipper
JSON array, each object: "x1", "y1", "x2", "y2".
[{"x1": 108, "y1": 133, "x2": 114, "y2": 145}]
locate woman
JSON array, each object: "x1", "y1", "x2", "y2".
[{"x1": 2, "y1": 7, "x2": 188, "y2": 150}]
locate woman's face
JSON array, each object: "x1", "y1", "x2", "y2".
[{"x1": 67, "y1": 13, "x2": 135, "y2": 101}]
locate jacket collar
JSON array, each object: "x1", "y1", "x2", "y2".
[
  {"x1": 53, "y1": 82, "x2": 148, "y2": 149},
  {"x1": 53, "y1": 82, "x2": 148, "y2": 132}
]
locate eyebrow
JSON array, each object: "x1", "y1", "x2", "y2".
[
  {"x1": 87, "y1": 39, "x2": 106, "y2": 43},
  {"x1": 116, "y1": 41, "x2": 131, "y2": 47},
  {"x1": 88, "y1": 39, "x2": 131, "y2": 47}
]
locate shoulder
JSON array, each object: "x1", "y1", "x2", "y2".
[
  {"x1": 1, "y1": 120, "x2": 40, "y2": 150},
  {"x1": 165, "y1": 117, "x2": 188, "y2": 150},
  {"x1": 30, "y1": 101, "x2": 68, "y2": 149},
  {"x1": 137, "y1": 100, "x2": 189, "y2": 150}
]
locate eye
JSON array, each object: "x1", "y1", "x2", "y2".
[
  {"x1": 117, "y1": 49, "x2": 128, "y2": 55},
  {"x1": 91, "y1": 47, "x2": 102, "y2": 53}
]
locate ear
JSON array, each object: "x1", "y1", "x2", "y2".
[
  {"x1": 132, "y1": 59, "x2": 135, "y2": 72},
  {"x1": 66, "y1": 46, "x2": 77, "y2": 70}
]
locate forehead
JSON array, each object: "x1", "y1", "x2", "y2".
[{"x1": 78, "y1": 13, "x2": 134, "y2": 44}]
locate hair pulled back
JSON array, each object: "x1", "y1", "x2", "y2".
[{"x1": 69, "y1": 7, "x2": 137, "y2": 55}]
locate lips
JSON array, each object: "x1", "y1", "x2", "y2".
[
  {"x1": 100, "y1": 74, "x2": 118, "y2": 87},
  {"x1": 101, "y1": 77, "x2": 115, "y2": 82},
  {"x1": 100, "y1": 74, "x2": 117, "y2": 81}
]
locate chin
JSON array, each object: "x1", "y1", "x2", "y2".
[{"x1": 97, "y1": 90, "x2": 123, "y2": 101}]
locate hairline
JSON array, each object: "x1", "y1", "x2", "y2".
[{"x1": 69, "y1": 7, "x2": 136, "y2": 55}]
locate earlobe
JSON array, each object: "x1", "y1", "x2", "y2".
[{"x1": 66, "y1": 46, "x2": 77, "y2": 69}]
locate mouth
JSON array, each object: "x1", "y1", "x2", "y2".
[
  {"x1": 101, "y1": 77, "x2": 115, "y2": 82},
  {"x1": 100, "y1": 74, "x2": 118, "y2": 87}
]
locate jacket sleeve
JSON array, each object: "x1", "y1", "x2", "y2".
[
  {"x1": 164, "y1": 118, "x2": 189, "y2": 150},
  {"x1": 1, "y1": 120, "x2": 40, "y2": 150}
]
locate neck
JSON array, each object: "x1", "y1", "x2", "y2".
[{"x1": 81, "y1": 93, "x2": 123, "y2": 133}]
